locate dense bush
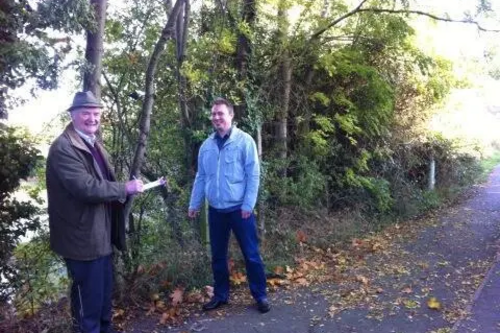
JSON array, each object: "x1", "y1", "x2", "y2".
[{"x1": 0, "y1": 125, "x2": 43, "y2": 302}]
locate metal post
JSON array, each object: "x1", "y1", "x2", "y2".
[{"x1": 428, "y1": 157, "x2": 436, "y2": 190}]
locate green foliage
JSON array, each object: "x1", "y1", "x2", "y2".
[
  {"x1": 0, "y1": 125, "x2": 43, "y2": 302},
  {"x1": 32, "y1": 0, "x2": 491, "y2": 317},
  {"x1": 0, "y1": 0, "x2": 94, "y2": 117},
  {"x1": 13, "y1": 232, "x2": 68, "y2": 317},
  {"x1": 122, "y1": 199, "x2": 212, "y2": 298},
  {"x1": 4, "y1": 0, "x2": 498, "y2": 331},
  {"x1": 484, "y1": 41, "x2": 500, "y2": 80},
  {"x1": 264, "y1": 156, "x2": 327, "y2": 209},
  {"x1": 479, "y1": 151, "x2": 500, "y2": 182}
]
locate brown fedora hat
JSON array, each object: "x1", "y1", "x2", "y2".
[{"x1": 67, "y1": 91, "x2": 103, "y2": 112}]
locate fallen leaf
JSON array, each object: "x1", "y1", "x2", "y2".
[
  {"x1": 170, "y1": 288, "x2": 184, "y2": 306},
  {"x1": 274, "y1": 266, "x2": 284, "y2": 276},
  {"x1": 136, "y1": 265, "x2": 145, "y2": 275},
  {"x1": 204, "y1": 285, "x2": 214, "y2": 299},
  {"x1": 403, "y1": 299, "x2": 420, "y2": 309},
  {"x1": 295, "y1": 277, "x2": 309, "y2": 286},
  {"x1": 296, "y1": 230, "x2": 307, "y2": 243},
  {"x1": 427, "y1": 297, "x2": 441, "y2": 310},
  {"x1": 230, "y1": 271, "x2": 247, "y2": 285},
  {"x1": 185, "y1": 290, "x2": 204, "y2": 303},
  {"x1": 156, "y1": 300, "x2": 167, "y2": 310},
  {"x1": 112, "y1": 308, "x2": 124, "y2": 320},
  {"x1": 355, "y1": 275, "x2": 369, "y2": 285},
  {"x1": 401, "y1": 287, "x2": 413, "y2": 294},
  {"x1": 160, "y1": 312, "x2": 170, "y2": 325}
]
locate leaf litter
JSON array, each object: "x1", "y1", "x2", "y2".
[{"x1": 122, "y1": 208, "x2": 497, "y2": 331}]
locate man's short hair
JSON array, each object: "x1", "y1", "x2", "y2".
[{"x1": 212, "y1": 97, "x2": 234, "y2": 115}]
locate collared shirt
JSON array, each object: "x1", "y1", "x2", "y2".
[
  {"x1": 74, "y1": 128, "x2": 97, "y2": 147},
  {"x1": 215, "y1": 127, "x2": 232, "y2": 151}
]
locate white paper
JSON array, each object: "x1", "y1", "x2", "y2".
[{"x1": 143, "y1": 178, "x2": 166, "y2": 191}]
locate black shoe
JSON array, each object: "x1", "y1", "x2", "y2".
[
  {"x1": 203, "y1": 298, "x2": 228, "y2": 311},
  {"x1": 256, "y1": 299, "x2": 271, "y2": 313}
]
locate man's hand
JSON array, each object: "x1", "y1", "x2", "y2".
[
  {"x1": 241, "y1": 210, "x2": 252, "y2": 219},
  {"x1": 188, "y1": 209, "x2": 200, "y2": 218},
  {"x1": 125, "y1": 179, "x2": 144, "y2": 195}
]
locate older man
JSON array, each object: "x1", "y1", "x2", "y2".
[
  {"x1": 46, "y1": 91, "x2": 144, "y2": 333},
  {"x1": 188, "y1": 98, "x2": 270, "y2": 313}
]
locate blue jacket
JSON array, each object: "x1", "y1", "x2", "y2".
[{"x1": 189, "y1": 127, "x2": 260, "y2": 212}]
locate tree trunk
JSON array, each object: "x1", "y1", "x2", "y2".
[
  {"x1": 275, "y1": 4, "x2": 291, "y2": 166},
  {"x1": 236, "y1": 0, "x2": 255, "y2": 81},
  {"x1": 233, "y1": 0, "x2": 255, "y2": 120},
  {"x1": 83, "y1": 0, "x2": 107, "y2": 99},
  {"x1": 174, "y1": 0, "x2": 191, "y2": 246},
  {"x1": 277, "y1": 53, "x2": 291, "y2": 161},
  {"x1": 123, "y1": 0, "x2": 186, "y2": 233}
]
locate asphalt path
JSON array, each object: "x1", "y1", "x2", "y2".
[{"x1": 127, "y1": 166, "x2": 500, "y2": 333}]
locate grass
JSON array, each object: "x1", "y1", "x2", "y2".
[{"x1": 479, "y1": 151, "x2": 500, "y2": 182}]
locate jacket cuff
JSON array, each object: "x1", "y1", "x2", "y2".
[
  {"x1": 241, "y1": 204, "x2": 253, "y2": 212},
  {"x1": 119, "y1": 183, "x2": 127, "y2": 203}
]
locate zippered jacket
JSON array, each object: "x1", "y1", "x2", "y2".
[{"x1": 189, "y1": 127, "x2": 260, "y2": 212}]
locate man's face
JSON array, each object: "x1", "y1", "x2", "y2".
[
  {"x1": 211, "y1": 104, "x2": 233, "y2": 134},
  {"x1": 71, "y1": 107, "x2": 102, "y2": 136}
]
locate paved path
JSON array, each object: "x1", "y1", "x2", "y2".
[{"x1": 127, "y1": 166, "x2": 500, "y2": 333}]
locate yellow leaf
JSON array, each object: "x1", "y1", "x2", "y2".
[
  {"x1": 427, "y1": 297, "x2": 441, "y2": 310},
  {"x1": 230, "y1": 271, "x2": 247, "y2": 285},
  {"x1": 267, "y1": 278, "x2": 282, "y2": 286},
  {"x1": 403, "y1": 299, "x2": 420, "y2": 309}
]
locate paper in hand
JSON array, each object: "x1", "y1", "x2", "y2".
[{"x1": 143, "y1": 177, "x2": 166, "y2": 191}]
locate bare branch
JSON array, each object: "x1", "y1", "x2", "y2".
[
  {"x1": 102, "y1": 71, "x2": 133, "y2": 147},
  {"x1": 358, "y1": 8, "x2": 500, "y2": 32},
  {"x1": 311, "y1": 2, "x2": 500, "y2": 41},
  {"x1": 310, "y1": 0, "x2": 370, "y2": 40}
]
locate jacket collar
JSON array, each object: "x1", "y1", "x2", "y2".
[
  {"x1": 210, "y1": 126, "x2": 238, "y2": 143},
  {"x1": 63, "y1": 123, "x2": 116, "y2": 181},
  {"x1": 74, "y1": 128, "x2": 97, "y2": 146},
  {"x1": 65, "y1": 123, "x2": 91, "y2": 153}
]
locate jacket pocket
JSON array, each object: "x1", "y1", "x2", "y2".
[
  {"x1": 201, "y1": 148, "x2": 219, "y2": 175},
  {"x1": 224, "y1": 148, "x2": 244, "y2": 183}
]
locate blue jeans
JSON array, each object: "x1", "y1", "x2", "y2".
[
  {"x1": 208, "y1": 207, "x2": 267, "y2": 302},
  {"x1": 65, "y1": 255, "x2": 113, "y2": 333}
]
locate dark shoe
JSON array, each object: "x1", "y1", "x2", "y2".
[
  {"x1": 256, "y1": 299, "x2": 271, "y2": 313},
  {"x1": 203, "y1": 298, "x2": 228, "y2": 311}
]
